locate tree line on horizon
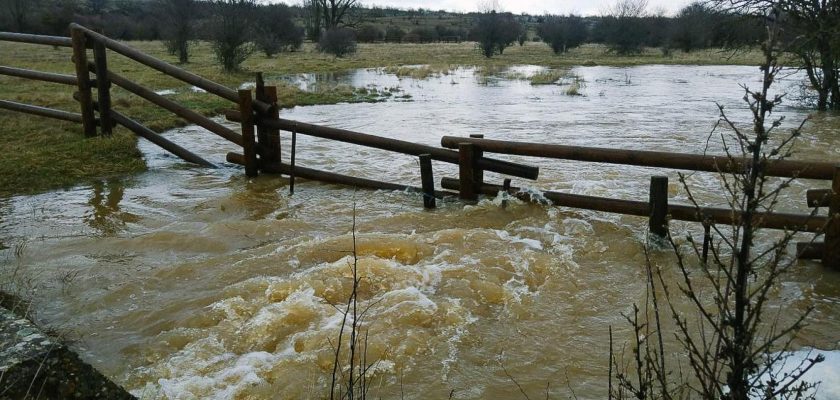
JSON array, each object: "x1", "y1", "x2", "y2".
[
  {"x1": 1, "y1": 0, "x2": 837, "y2": 109},
  {"x1": 0, "y1": 0, "x2": 766, "y2": 52}
]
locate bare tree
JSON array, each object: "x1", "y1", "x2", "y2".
[
  {"x1": 254, "y1": 4, "x2": 304, "y2": 57},
  {"x1": 87, "y1": 0, "x2": 106, "y2": 15},
  {"x1": 537, "y1": 14, "x2": 588, "y2": 54},
  {"x1": 41, "y1": 0, "x2": 78, "y2": 36},
  {"x1": 672, "y1": 2, "x2": 716, "y2": 53},
  {"x1": 159, "y1": 0, "x2": 194, "y2": 64},
  {"x1": 470, "y1": 10, "x2": 522, "y2": 58},
  {"x1": 610, "y1": 17, "x2": 824, "y2": 400},
  {"x1": 303, "y1": 0, "x2": 358, "y2": 42},
  {"x1": 317, "y1": 0, "x2": 358, "y2": 30},
  {"x1": 209, "y1": 0, "x2": 255, "y2": 72},
  {"x1": 2, "y1": 0, "x2": 41, "y2": 31},
  {"x1": 598, "y1": 0, "x2": 650, "y2": 54},
  {"x1": 318, "y1": 27, "x2": 356, "y2": 57},
  {"x1": 709, "y1": 0, "x2": 840, "y2": 111},
  {"x1": 301, "y1": 0, "x2": 322, "y2": 41}
]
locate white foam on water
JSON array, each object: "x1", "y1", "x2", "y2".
[
  {"x1": 502, "y1": 278, "x2": 531, "y2": 305},
  {"x1": 494, "y1": 230, "x2": 543, "y2": 250}
]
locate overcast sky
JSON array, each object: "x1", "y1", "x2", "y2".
[{"x1": 325, "y1": 0, "x2": 696, "y2": 16}]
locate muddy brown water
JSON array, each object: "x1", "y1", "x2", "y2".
[{"x1": 2, "y1": 65, "x2": 840, "y2": 399}]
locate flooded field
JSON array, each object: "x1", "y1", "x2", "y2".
[{"x1": 2, "y1": 65, "x2": 840, "y2": 398}]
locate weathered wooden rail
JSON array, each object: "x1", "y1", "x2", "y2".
[
  {"x1": 438, "y1": 136, "x2": 840, "y2": 267},
  {"x1": 1, "y1": 25, "x2": 838, "y2": 268},
  {"x1": 0, "y1": 28, "x2": 215, "y2": 166}
]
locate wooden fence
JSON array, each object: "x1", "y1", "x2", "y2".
[{"x1": 1, "y1": 25, "x2": 838, "y2": 268}]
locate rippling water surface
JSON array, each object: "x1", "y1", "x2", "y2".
[{"x1": 2, "y1": 65, "x2": 840, "y2": 399}]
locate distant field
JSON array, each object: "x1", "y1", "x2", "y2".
[{"x1": 0, "y1": 39, "x2": 766, "y2": 196}]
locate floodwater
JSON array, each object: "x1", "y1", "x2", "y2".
[{"x1": 2, "y1": 65, "x2": 840, "y2": 399}]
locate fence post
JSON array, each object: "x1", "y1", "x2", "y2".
[
  {"x1": 649, "y1": 176, "x2": 669, "y2": 238},
  {"x1": 470, "y1": 134, "x2": 484, "y2": 188},
  {"x1": 289, "y1": 126, "x2": 297, "y2": 195},
  {"x1": 823, "y1": 166, "x2": 840, "y2": 268},
  {"x1": 419, "y1": 154, "x2": 435, "y2": 209},
  {"x1": 459, "y1": 143, "x2": 478, "y2": 201},
  {"x1": 91, "y1": 30, "x2": 112, "y2": 136},
  {"x1": 238, "y1": 89, "x2": 258, "y2": 177},
  {"x1": 264, "y1": 86, "x2": 281, "y2": 164},
  {"x1": 255, "y1": 73, "x2": 267, "y2": 150},
  {"x1": 70, "y1": 26, "x2": 97, "y2": 137},
  {"x1": 255, "y1": 73, "x2": 281, "y2": 169}
]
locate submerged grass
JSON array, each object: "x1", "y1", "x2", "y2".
[
  {"x1": 382, "y1": 64, "x2": 455, "y2": 79},
  {"x1": 0, "y1": 39, "x2": 767, "y2": 196},
  {"x1": 529, "y1": 69, "x2": 567, "y2": 85}
]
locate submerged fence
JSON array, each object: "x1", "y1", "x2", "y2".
[{"x1": 1, "y1": 25, "x2": 838, "y2": 268}]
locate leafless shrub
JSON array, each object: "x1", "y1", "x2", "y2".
[
  {"x1": 328, "y1": 201, "x2": 381, "y2": 399},
  {"x1": 610, "y1": 15, "x2": 824, "y2": 400}
]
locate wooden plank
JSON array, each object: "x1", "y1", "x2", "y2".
[
  {"x1": 227, "y1": 153, "x2": 423, "y2": 192},
  {"x1": 69, "y1": 24, "x2": 272, "y2": 114},
  {"x1": 225, "y1": 111, "x2": 540, "y2": 180},
  {"x1": 824, "y1": 167, "x2": 840, "y2": 268},
  {"x1": 290, "y1": 129, "x2": 297, "y2": 194},
  {"x1": 649, "y1": 176, "x2": 669, "y2": 237},
  {"x1": 0, "y1": 32, "x2": 72, "y2": 47},
  {"x1": 0, "y1": 100, "x2": 83, "y2": 123},
  {"x1": 71, "y1": 27, "x2": 96, "y2": 137},
  {"x1": 469, "y1": 134, "x2": 484, "y2": 187},
  {"x1": 440, "y1": 178, "x2": 827, "y2": 233},
  {"x1": 255, "y1": 73, "x2": 280, "y2": 165},
  {"x1": 92, "y1": 36, "x2": 112, "y2": 135},
  {"x1": 99, "y1": 68, "x2": 244, "y2": 146},
  {"x1": 0, "y1": 66, "x2": 77, "y2": 85},
  {"x1": 108, "y1": 109, "x2": 215, "y2": 167},
  {"x1": 262, "y1": 86, "x2": 281, "y2": 164},
  {"x1": 459, "y1": 143, "x2": 477, "y2": 201},
  {"x1": 440, "y1": 136, "x2": 837, "y2": 180},
  {"x1": 255, "y1": 73, "x2": 268, "y2": 149},
  {"x1": 239, "y1": 89, "x2": 258, "y2": 177},
  {"x1": 419, "y1": 154, "x2": 435, "y2": 209}
]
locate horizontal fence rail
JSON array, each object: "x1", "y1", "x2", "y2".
[
  {"x1": 0, "y1": 32, "x2": 72, "y2": 47},
  {"x1": 0, "y1": 28, "x2": 218, "y2": 166},
  {"x1": 3, "y1": 25, "x2": 837, "y2": 267},
  {"x1": 226, "y1": 152, "x2": 454, "y2": 198},
  {"x1": 93, "y1": 67, "x2": 245, "y2": 146},
  {"x1": 103, "y1": 106, "x2": 215, "y2": 168},
  {"x1": 69, "y1": 24, "x2": 272, "y2": 114},
  {"x1": 0, "y1": 32, "x2": 83, "y2": 130},
  {"x1": 440, "y1": 136, "x2": 836, "y2": 180},
  {"x1": 0, "y1": 100, "x2": 84, "y2": 123},
  {"x1": 441, "y1": 178, "x2": 828, "y2": 233},
  {"x1": 225, "y1": 111, "x2": 540, "y2": 180},
  {"x1": 0, "y1": 66, "x2": 78, "y2": 86}
]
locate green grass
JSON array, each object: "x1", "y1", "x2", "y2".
[
  {"x1": 529, "y1": 69, "x2": 567, "y2": 85},
  {"x1": 0, "y1": 39, "x2": 767, "y2": 196}
]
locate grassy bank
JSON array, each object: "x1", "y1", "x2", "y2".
[{"x1": 0, "y1": 40, "x2": 765, "y2": 196}]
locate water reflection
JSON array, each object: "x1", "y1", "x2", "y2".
[
  {"x1": 83, "y1": 180, "x2": 138, "y2": 236},
  {"x1": 275, "y1": 71, "x2": 356, "y2": 91}
]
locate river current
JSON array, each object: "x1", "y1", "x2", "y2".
[{"x1": 2, "y1": 65, "x2": 840, "y2": 399}]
